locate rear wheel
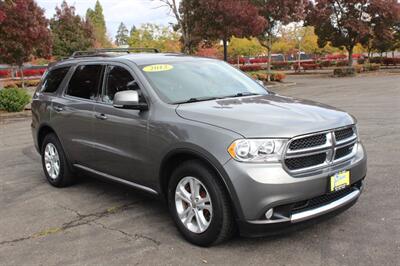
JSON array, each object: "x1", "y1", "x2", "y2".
[
  {"x1": 41, "y1": 133, "x2": 75, "y2": 187},
  {"x1": 168, "y1": 160, "x2": 235, "y2": 246}
]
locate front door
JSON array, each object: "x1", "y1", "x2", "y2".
[{"x1": 92, "y1": 64, "x2": 150, "y2": 184}]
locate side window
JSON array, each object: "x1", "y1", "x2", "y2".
[
  {"x1": 102, "y1": 65, "x2": 144, "y2": 104},
  {"x1": 40, "y1": 67, "x2": 70, "y2": 93},
  {"x1": 66, "y1": 65, "x2": 103, "y2": 100}
]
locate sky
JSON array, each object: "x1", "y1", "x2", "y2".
[{"x1": 36, "y1": 0, "x2": 176, "y2": 40}]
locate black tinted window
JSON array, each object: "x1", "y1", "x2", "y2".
[
  {"x1": 66, "y1": 65, "x2": 103, "y2": 100},
  {"x1": 102, "y1": 66, "x2": 144, "y2": 104},
  {"x1": 40, "y1": 67, "x2": 70, "y2": 93}
]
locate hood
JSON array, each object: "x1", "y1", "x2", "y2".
[{"x1": 176, "y1": 95, "x2": 355, "y2": 138}]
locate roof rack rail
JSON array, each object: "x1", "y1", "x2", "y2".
[{"x1": 70, "y1": 48, "x2": 160, "y2": 58}]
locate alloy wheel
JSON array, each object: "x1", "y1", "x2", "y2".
[
  {"x1": 44, "y1": 143, "x2": 60, "y2": 180},
  {"x1": 175, "y1": 176, "x2": 213, "y2": 234}
]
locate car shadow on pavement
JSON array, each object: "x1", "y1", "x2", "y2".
[{"x1": 69, "y1": 172, "x2": 329, "y2": 247}]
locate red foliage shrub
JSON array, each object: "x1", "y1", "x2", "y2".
[
  {"x1": 239, "y1": 64, "x2": 262, "y2": 72},
  {"x1": 16, "y1": 68, "x2": 47, "y2": 77},
  {"x1": 383, "y1": 57, "x2": 400, "y2": 66},
  {"x1": 336, "y1": 60, "x2": 349, "y2": 67},
  {"x1": 196, "y1": 47, "x2": 221, "y2": 59},
  {"x1": 326, "y1": 54, "x2": 347, "y2": 60},
  {"x1": 352, "y1": 54, "x2": 363, "y2": 59},
  {"x1": 249, "y1": 57, "x2": 268, "y2": 64},
  {"x1": 252, "y1": 72, "x2": 286, "y2": 82},
  {"x1": 293, "y1": 61, "x2": 323, "y2": 71},
  {"x1": 320, "y1": 60, "x2": 332, "y2": 67},
  {"x1": 302, "y1": 63, "x2": 319, "y2": 70},
  {"x1": 229, "y1": 57, "x2": 248, "y2": 64},
  {"x1": 0, "y1": 70, "x2": 10, "y2": 77}
]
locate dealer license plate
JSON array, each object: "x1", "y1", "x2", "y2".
[{"x1": 330, "y1": 171, "x2": 350, "y2": 192}]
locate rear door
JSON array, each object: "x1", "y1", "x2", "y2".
[
  {"x1": 92, "y1": 64, "x2": 150, "y2": 183},
  {"x1": 32, "y1": 66, "x2": 71, "y2": 151},
  {"x1": 51, "y1": 64, "x2": 104, "y2": 168}
]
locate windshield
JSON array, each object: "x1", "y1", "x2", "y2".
[{"x1": 140, "y1": 60, "x2": 268, "y2": 104}]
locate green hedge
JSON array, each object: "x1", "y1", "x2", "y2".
[{"x1": 0, "y1": 88, "x2": 31, "y2": 112}]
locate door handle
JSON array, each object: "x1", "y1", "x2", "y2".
[
  {"x1": 54, "y1": 106, "x2": 63, "y2": 112},
  {"x1": 95, "y1": 113, "x2": 108, "y2": 120}
]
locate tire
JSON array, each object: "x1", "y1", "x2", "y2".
[
  {"x1": 168, "y1": 160, "x2": 235, "y2": 246},
  {"x1": 41, "y1": 133, "x2": 75, "y2": 187}
]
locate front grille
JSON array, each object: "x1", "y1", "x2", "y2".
[
  {"x1": 289, "y1": 134, "x2": 326, "y2": 150},
  {"x1": 284, "y1": 126, "x2": 357, "y2": 173},
  {"x1": 285, "y1": 153, "x2": 326, "y2": 170},
  {"x1": 335, "y1": 127, "x2": 354, "y2": 142},
  {"x1": 335, "y1": 144, "x2": 355, "y2": 160}
]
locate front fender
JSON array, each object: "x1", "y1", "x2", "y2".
[{"x1": 158, "y1": 143, "x2": 245, "y2": 220}]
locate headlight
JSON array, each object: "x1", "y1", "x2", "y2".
[{"x1": 228, "y1": 139, "x2": 288, "y2": 163}]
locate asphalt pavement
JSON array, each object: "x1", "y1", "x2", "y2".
[{"x1": 0, "y1": 72, "x2": 399, "y2": 265}]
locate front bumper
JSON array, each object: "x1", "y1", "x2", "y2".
[{"x1": 223, "y1": 142, "x2": 367, "y2": 236}]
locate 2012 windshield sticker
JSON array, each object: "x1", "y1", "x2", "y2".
[{"x1": 143, "y1": 64, "x2": 174, "y2": 72}]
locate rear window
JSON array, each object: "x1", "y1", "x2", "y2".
[
  {"x1": 66, "y1": 65, "x2": 103, "y2": 100},
  {"x1": 40, "y1": 67, "x2": 70, "y2": 93}
]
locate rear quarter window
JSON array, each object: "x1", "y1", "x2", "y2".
[{"x1": 40, "y1": 67, "x2": 70, "y2": 93}]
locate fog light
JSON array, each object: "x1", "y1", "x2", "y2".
[{"x1": 265, "y1": 208, "x2": 274, "y2": 220}]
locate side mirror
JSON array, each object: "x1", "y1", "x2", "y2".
[{"x1": 113, "y1": 90, "x2": 148, "y2": 110}]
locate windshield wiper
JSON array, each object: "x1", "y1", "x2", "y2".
[
  {"x1": 220, "y1": 92, "x2": 260, "y2": 99},
  {"x1": 175, "y1": 92, "x2": 261, "y2": 104},
  {"x1": 175, "y1": 96, "x2": 220, "y2": 104}
]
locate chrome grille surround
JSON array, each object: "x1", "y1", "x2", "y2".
[{"x1": 284, "y1": 126, "x2": 358, "y2": 174}]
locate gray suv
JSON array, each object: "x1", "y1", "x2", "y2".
[{"x1": 31, "y1": 49, "x2": 367, "y2": 246}]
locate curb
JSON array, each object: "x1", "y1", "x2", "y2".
[
  {"x1": 0, "y1": 110, "x2": 31, "y2": 124},
  {"x1": 268, "y1": 82, "x2": 297, "y2": 89}
]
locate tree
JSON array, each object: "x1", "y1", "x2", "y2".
[
  {"x1": 128, "y1": 23, "x2": 181, "y2": 52},
  {"x1": 299, "y1": 27, "x2": 321, "y2": 55},
  {"x1": 0, "y1": 5, "x2": 5, "y2": 23},
  {"x1": 158, "y1": 0, "x2": 200, "y2": 54},
  {"x1": 307, "y1": 0, "x2": 400, "y2": 66},
  {"x1": 372, "y1": 30, "x2": 394, "y2": 56},
  {"x1": 272, "y1": 39, "x2": 295, "y2": 54},
  {"x1": 86, "y1": 0, "x2": 111, "y2": 48},
  {"x1": 393, "y1": 23, "x2": 400, "y2": 54},
  {"x1": 115, "y1": 22, "x2": 129, "y2": 46},
  {"x1": 192, "y1": 0, "x2": 266, "y2": 61},
  {"x1": 50, "y1": 1, "x2": 95, "y2": 58},
  {"x1": 254, "y1": 0, "x2": 308, "y2": 79},
  {"x1": 370, "y1": 2, "x2": 400, "y2": 57},
  {"x1": 228, "y1": 37, "x2": 266, "y2": 58},
  {"x1": 129, "y1": 25, "x2": 137, "y2": 37},
  {"x1": 0, "y1": 0, "x2": 51, "y2": 87}
]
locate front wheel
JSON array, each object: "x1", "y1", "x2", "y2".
[{"x1": 168, "y1": 160, "x2": 235, "y2": 246}]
